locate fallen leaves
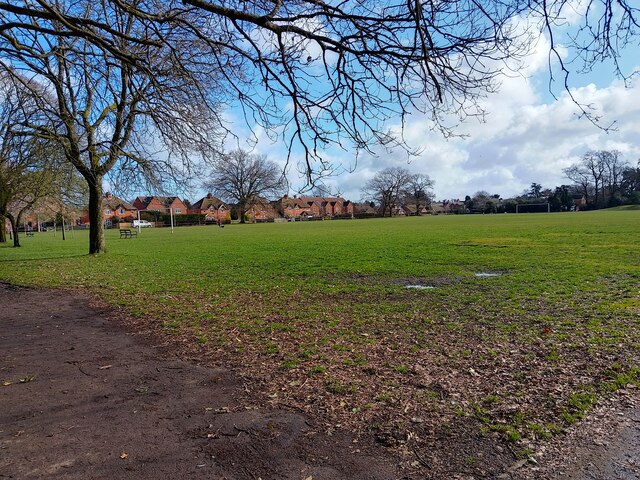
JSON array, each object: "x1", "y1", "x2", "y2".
[
  {"x1": 205, "y1": 406, "x2": 230, "y2": 414},
  {"x1": 2, "y1": 375, "x2": 36, "y2": 385}
]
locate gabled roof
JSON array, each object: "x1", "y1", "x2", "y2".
[
  {"x1": 279, "y1": 197, "x2": 309, "y2": 209},
  {"x1": 104, "y1": 194, "x2": 135, "y2": 210},
  {"x1": 191, "y1": 193, "x2": 226, "y2": 210},
  {"x1": 402, "y1": 204, "x2": 418, "y2": 214},
  {"x1": 277, "y1": 195, "x2": 351, "y2": 212},
  {"x1": 353, "y1": 203, "x2": 377, "y2": 214},
  {"x1": 135, "y1": 195, "x2": 183, "y2": 209},
  {"x1": 249, "y1": 197, "x2": 278, "y2": 217},
  {"x1": 250, "y1": 196, "x2": 277, "y2": 209}
]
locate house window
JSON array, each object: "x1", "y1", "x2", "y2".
[
  {"x1": 210, "y1": 206, "x2": 215, "y2": 212},
  {"x1": 105, "y1": 209, "x2": 112, "y2": 215},
  {"x1": 175, "y1": 208, "x2": 182, "y2": 214},
  {"x1": 119, "y1": 208, "x2": 125, "y2": 215}
]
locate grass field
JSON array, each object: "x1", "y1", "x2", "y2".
[{"x1": 1, "y1": 211, "x2": 639, "y2": 457}]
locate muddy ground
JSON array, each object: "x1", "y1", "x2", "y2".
[{"x1": 0, "y1": 283, "x2": 638, "y2": 479}]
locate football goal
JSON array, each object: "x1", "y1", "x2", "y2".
[{"x1": 515, "y1": 203, "x2": 550, "y2": 213}]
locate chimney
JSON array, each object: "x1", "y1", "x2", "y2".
[
  {"x1": 105, "y1": 192, "x2": 112, "y2": 199},
  {"x1": 207, "y1": 193, "x2": 212, "y2": 199},
  {"x1": 283, "y1": 194, "x2": 288, "y2": 199}
]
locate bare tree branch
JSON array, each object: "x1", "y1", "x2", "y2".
[{"x1": 203, "y1": 149, "x2": 286, "y2": 223}]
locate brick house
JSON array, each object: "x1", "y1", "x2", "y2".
[
  {"x1": 353, "y1": 203, "x2": 378, "y2": 216},
  {"x1": 571, "y1": 194, "x2": 587, "y2": 209},
  {"x1": 189, "y1": 193, "x2": 230, "y2": 222},
  {"x1": 401, "y1": 203, "x2": 430, "y2": 216},
  {"x1": 275, "y1": 195, "x2": 354, "y2": 219},
  {"x1": 431, "y1": 199, "x2": 465, "y2": 214},
  {"x1": 276, "y1": 195, "x2": 312, "y2": 219},
  {"x1": 324, "y1": 197, "x2": 354, "y2": 216},
  {"x1": 80, "y1": 192, "x2": 137, "y2": 227},
  {"x1": 133, "y1": 195, "x2": 189, "y2": 215},
  {"x1": 247, "y1": 197, "x2": 279, "y2": 222}
]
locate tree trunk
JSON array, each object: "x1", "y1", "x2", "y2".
[
  {"x1": 0, "y1": 214, "x2": 6, "y2": 243},
  {"x1": 239, "y1": 205, "x2": 246, "y2": 224},
  {"x1": 8, "y1": 215, "x2": 20, "y2": 248},
  {"x1": 88, "y1": 176, "x2": 105, "y2": 254}
]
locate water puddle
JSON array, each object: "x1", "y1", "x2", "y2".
[
  {"x1": 475, "y1": 272, "x2": 503, "y2": 277},
  {"x1": 405, "y1": 285, "x2": 435, "y2": 290}
]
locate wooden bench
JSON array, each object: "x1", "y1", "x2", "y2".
[{"x1": 119, "y1": 229, "x2": 138, "y2": 239}]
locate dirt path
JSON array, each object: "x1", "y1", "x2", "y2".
[
  {"x1": 1, "y1": 282, "x2": 638, "y2": 480},
  {"x1": 520, "y1": 390, "x2": 640, "y2": 480},
  {"x1": 0, "y1": 283, "x2": 400, "y2": 479}
]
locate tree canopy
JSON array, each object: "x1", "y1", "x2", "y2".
[{"x1": 3, "y1": 1, "x2": 637, "y2": 167}]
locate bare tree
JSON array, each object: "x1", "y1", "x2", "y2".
[
  {"x1": 3, "y1": 1, "x2": 636, "y2": 180},
  {"x1": 204, "y1": 149, "x2": 285, "y2": 224},
  {"x1": 362, "y1": 167, "x2": 413, "y2": 217},
  {"x1": 402, "y1": 174, "x2": 435, "y2": 215},
  {"x1": 0, "y1": 2, "x2": 222, "y2": 253},
  {"x1": 3, "y1": 139, "x2": 64, "y2": 247},
  {"x1": 563, "y1": 163, "x2": 592, "y2": 205},
  {"x1": 601, "y1": 150, "x2": 628, "y2": 200},
  {"x1": 470, "y1": 190, "x2": 497, "y2": 214},
  {"x1": 564, "y1": 151, "x2": 627, "y2": 208},
  {"x1": 621, "y1": 161, "x2": 640, "y2": 199},
  {"x1": 0, "y1": 74, "x2": 64, "y2": 246},
  {"x1": 584, "y1": 152, "x2": 608, "y2": 207}
]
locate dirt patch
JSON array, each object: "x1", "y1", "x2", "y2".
[
  {"x1": 518, "y1": 390, "x2": 640, "y2": 480},
  {"x1": 1, "y1": 282, "x2": 638, "y2": 480},
  {"x1": 0, "y1": 283, "x2": 400, "y2": 479},
  {"x1": 322, "y1": 273, "x2": 459, "y2": 288}
]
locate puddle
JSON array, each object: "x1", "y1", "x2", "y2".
[
  {"x1": 475, "y1": 272, "x2": 503, "y2": 277},
  {"x1": 405, "y1": 285, "x2": 435, "y2": 290}
]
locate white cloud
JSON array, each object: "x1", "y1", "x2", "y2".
[
  {"x1": 234, "y1": 67, "x2": 640, "y2": 203},
  {"x1": 450, "y1": 78, "x2": 638, "y2": 199},
  {"x1": 337, "y1": 55, "x2": 640, "y2": 201},
  {"x1": 202, "y1": 19, "x2": 640, "y2": 204}
]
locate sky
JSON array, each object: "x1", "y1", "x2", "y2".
[{"x1": 197, "y1": 8, "x2": 640, "y2": 204}]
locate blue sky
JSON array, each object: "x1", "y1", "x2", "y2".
[{"x1": 193, "y1": 9, "x2": 640, "y2": 203}]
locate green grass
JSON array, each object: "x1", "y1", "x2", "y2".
[
  {"x1": 1, "y1": 211, "x2": 639, "y2": 442},
  {"x1": 607, "y1": 205, "x2": 640, "y2": 211}
]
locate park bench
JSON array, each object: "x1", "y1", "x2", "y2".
[
  {"x1": 25, "y1": 230, "x2": 34, "y2": 237},
  {"x1": 119, "y1": 229, "x2": 138, "y2": 239}
]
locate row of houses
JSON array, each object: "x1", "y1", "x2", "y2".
[
  {"x1": 81, "y1": 192, "x2": 472, "y2": 227},
  {"x1": 11, "y1": 192, "x2": 472, "y2": 232},
  {"x1": 86, "y1": 192, "x2": 361, "y2": 226}
]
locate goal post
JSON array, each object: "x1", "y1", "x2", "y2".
[{"x1": 515, "y1": 203, "x2": 550, "y2": 213}]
